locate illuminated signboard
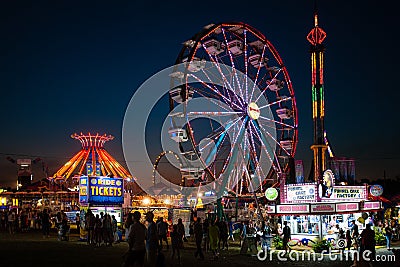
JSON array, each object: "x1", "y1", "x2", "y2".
[
  {"x1": 362, "y1": 201, "x2": 382, "y2": 211},
  {"x1": 265, "y1": 187, "x2": 278, "y2": 201},
  {"x1": 79, "y1": 176, "x2": 89, "y2": 203},
  {"x1": 285, "y1": 183, "x2": 317, "y2": 203},
  {"x1": 80, "y1": 176, "x2": 124, "y2": 205},
  {"x1": 336, "y1": 202, "x2": 359, "y2": 212},
  {"x1": 276, "y1": 204, "x2": 310, "y2": 214},
  {"x1": 322, "y1": 186, "x2": 367, "y2": 201},
  {"x1": 310, "y1": 203, "x2": 335, "y2": 213},
  {"x1": 369, "y1": 185, "x2": 383, "y2": 197}
]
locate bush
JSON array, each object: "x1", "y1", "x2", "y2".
[
  {"x1": 273, "y1": 235, "x2": 284, "y2": 250},
  {"x1": 375, "y1": 230, "x2": 386, "y2": 246},
  {"x1": 312, "y1": 239, "x2": 332, "y2": 253}
]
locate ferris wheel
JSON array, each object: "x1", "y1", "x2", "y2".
[{"x1": 167, "y1": 22, "x2": 298, "y2": 197}]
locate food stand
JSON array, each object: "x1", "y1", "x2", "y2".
[{"x1": 266, "y1": 177, "x2": 383, "y2": 247}]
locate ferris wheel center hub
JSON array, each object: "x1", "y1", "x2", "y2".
[{"x1": 247, "y1": 102, "x2": 260, "y2": 120}]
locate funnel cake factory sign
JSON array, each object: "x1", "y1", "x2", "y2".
[
  {"x1": 79, "y1": 176, "x2": 124, "y2": 205},
  {"x1": 284, "y1": 183, "x2": 317, "y2": 203},
  {"x1": 327, "y1": 186, "x2": 367, "y2": 201}
]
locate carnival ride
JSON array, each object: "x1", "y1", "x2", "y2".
[
  {"x1": 158, "y1": 22, "x2": 298, "y2": 200},
  {"x1": 51, "y1": 133, "x2": 133, "y2": 189}
]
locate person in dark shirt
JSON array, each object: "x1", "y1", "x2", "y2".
[
  {"x1": 350, "y1": 220, "x2": 359, "y2": 249},
  {"x1": 218, "y1": 218, "x2": 229, "y2": 250},
  {"x1": 41, "y1": 209, "x2": 50, "y2": 238},
  {"x1": 146, "y1": 212, "x2": 158, "y2": 267},
  {"x1": 156, "y1": 217, "x2": 169, "y2": 250},
  {"x1": 170, "y1": 224, "x2": 181, "y2": 265},
  {"x1": 176, "y1": 218, "x2": 185, "y2": 245},
  {"x1": 282, "y1": 221, "x2": 291, "y2": 253},
  {"x1": 194, "y1": 218, "x2": 204, "y2": 260},
  {"x1": 360, "y1": 223, "x2": 376, "y2": 259},
  {"x1": 346, "y1": 229, "x2": 352, "y2": 251},
  {"x1": 124, "y1": 211, "x2": 146, "y2": 267}
]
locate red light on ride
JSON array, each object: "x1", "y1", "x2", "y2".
[{"x1": 307, "y1": 14, "x2": 326, "y2": 45}]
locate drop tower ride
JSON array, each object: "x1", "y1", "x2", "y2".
[{"x1": 307, "y1": 10, "x2": 328, "y2": 183}]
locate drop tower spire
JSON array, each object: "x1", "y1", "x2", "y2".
[{"x1": 307, "y1": 5, "x2": 328, "y2": 183}]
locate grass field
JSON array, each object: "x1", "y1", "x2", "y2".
[{"x1": 0, "y1": 229, "x2": 398, "y2": 267}]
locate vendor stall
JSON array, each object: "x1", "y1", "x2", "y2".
[
  {"x1": 265, "y1": 179, "x2": 383, "y2": 248},
  {"x1": 79, "y1": 176, "x2": 124, "y2": 240}
]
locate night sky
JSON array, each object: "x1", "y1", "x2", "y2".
[{"x1": 1, "y1": 0, "x2": 399, "y2": 188}]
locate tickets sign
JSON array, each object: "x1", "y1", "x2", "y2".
[{"x1": 80, "y1": 176, "x2": 124, "y2": 205}]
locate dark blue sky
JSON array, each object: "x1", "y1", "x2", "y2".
[{"x1": 1, "y1": 0, "x2": 399, "y2": 187}]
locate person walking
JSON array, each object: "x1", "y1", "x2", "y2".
[
  {"x1": 176, "y1": 218, "x2": 186, "y2": 245},
  {"x1": 218, "y1": 218, "x2": 229, "y2": 250},
  {"x1": 124, "y1": 213, "x2": 133, "y2": 242},
  {"x1": 346, "y1": 229, "x2": 352, "y2": 251},
  {"x1": 89, "y1": 212, "x2": 96, "y2": 244},
  {"x1": 41, "y1": 209, "x2": 50, "y2": 238},
  {"x1": 350, "y1": 219, "x2": 359, "y2": 249},
  {"x1": 170, "y1": 224, "x2": 181, "y2": 265},
  {"x1": 239, "y1": 221, "x2": 248, "y2": 254},
  {"x1": 156, "y1": 217, "x2": 169, "y2": 250},
  {"x1": 7, "y1": 210, "x2": 16, "y2": 235},
  {"x1": 384, "y1": 222, "x2": 393, "y2": 249},
  {"x1": 209, "y1": 220, "x2": 220, "y2": 260},
  {"x1": 282, "y1": 221, "x2": 291, "y2": 254},
  {"x1": 360, "y1": 223, "x2": 376, "y2": 258},
  {"x1": 85, "y1": 209, "x2": 93, "y2": 244},
  {"x1": 75, "y1": 213, "x2": 81, "y2": 234},
  {"x1": 94, "y1": 214, "x2": 103, "y2": 246},
  {"x1": 104, "y1": 214, "x2": 113, "y2": 246},
  {"x1": 228, "y1": 218, "x2": 235, "y2": 241},
  {"x1": 111, "y1": 215, "x2": 118, "y2": 243},
  {"x1": 0, "y1": 211, "x2": 5, "y2": 230},
  {"x1": 123, "y1": 211, "x2": 146, "y2": 267},
  {"x1": 145, "y1": 212, "x2": 158, "y2": 267},
  {"x1": 193, "y1": 218, "x2": 204, "y2": 260},
  {"x1": 202, "y1": 219, "x2": 209, "y2": 253}
]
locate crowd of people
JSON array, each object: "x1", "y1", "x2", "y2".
[
  {"x1": 0, "y1": 208, "x2": 76, "y2": 240},
  {"x1": 3, "y1": 207, "x2": 399, "y2": 267},
  {"x1": 121, "y1": 212, "x2": 288, "y2": 267},
  {"x1": 0, "y1": 208, "x2": 120, "y2": 245},
  {"x1": 123, "y1": 211, "x2": 189, "y2": 267},
  {"x1": 0, "y1": 208, "x2": 54, "y2": 236},
  {"x1": 84, "y1": 209, "x2": 119, "y2": 246}
]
